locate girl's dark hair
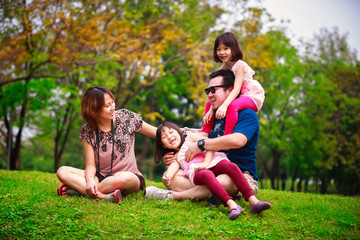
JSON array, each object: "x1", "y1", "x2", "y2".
[
  {"x1": 154, "y1": 122, "x2": 185, "y2": 164},
  {"x1": 81, "y1": 86, "x2": 114, "y2": 129},
  {"x1": 213, "y1": 32, "x2": 243, "y2": 63}
]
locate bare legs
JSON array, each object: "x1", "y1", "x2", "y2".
[
  {"x1": 99, "y1": 171, "x2": 141, "y2": 196},
  {"x1": 56, "y1": 166, "x2": 93, "y2": 196},
  {"x1": 161, "y1": 167, "x2": 267, "y2": 210},
  {"x1": 162, "y1": 169, "x2": 238, "y2": 201},
  {"x1": 56, "y1": 166, "x2": 141, "y2": 199}
]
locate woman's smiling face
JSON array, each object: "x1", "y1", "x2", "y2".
[
  {"x1": 161, "y1": 126, "x2": 182, "y2": 150},
  {"x1": 98, "y1": 93, "x2": 115, "y2": 121}
]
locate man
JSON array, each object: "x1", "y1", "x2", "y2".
[{"x1": 145, "y1": 69, "x2": 260, "y2": 202}]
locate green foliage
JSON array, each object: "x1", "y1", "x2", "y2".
[
  {"x1": 249, "y1": 24, "x2": 360, "y2": 194},
  {"x1": 0, "y1": 0, "x2": 219, "y2": 171},
  {"x1": 1, "y1": 170, "x2": 359, "y2": 239}
]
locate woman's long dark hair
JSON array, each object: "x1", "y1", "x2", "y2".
[{"x1": 154, "y1": 122, "x2": 185, "y2": 164}]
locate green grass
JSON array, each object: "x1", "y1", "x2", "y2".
[{"x1": 0, "y1": 170, "x2": 359, "y2": 239}]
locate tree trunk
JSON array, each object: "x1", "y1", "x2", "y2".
[
  {"x1": 137, "y1": 136, "x2": 150, "y2": 173},
  {"x1": 9, "y1": 122, "x2": 24, "y2": 170},
  {"x1": 281, "y1": 170, "x2": 287, "y2": 191},
  {"x1": 281, "y1": 180, "x2": 286, "y2": 191},
  {"x1": 297, "y1": 178, "x2": 302, "y2": 192},
  {"x1": 54, "y1": 104, "x2": 76, "y2": 172},
  {"x1": 352, "y1": 157, "x2": 360, "y2": 190},
  {"x1": 290, "y1": 159, "x2": 300, "y2": 192},
  {"x1": 136, "y1": 93, "x2": 155, "y2": 174},
  {"x1": 271, "y1": 150, "x2": 281, "y2": 190},
  {"x1": 320, "y1": 174, "x2": 328, "y2": 194},
  {"x1": 9, "y1": 4, "x2": 34, "y2": 170},
  {"x1": 54, "y1": 138, "x2": 60, "y2": 172},
  {"x1": 9, "y1": 80, "x2": 29, "y2": 170},
  {"x1": 148, "y1": 158, "x2": 154, "y2": 180},
  {"x1": 304, "y1": 178, "x2": 309, "y2": 192},
  {"x1": 291, "y1": 177, "x2": 295, "y2": 192}
]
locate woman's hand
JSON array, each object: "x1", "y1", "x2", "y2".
[{"x1": 86, "y1": 177, "x2": 98, "y2": 197}]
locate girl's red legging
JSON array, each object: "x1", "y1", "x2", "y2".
[
  {"x1": 193, "y1": 160, "x2": 255, "y2": 206},
  {"x1": 201, "y1": 96, "x2": 257, "y2": 135}
]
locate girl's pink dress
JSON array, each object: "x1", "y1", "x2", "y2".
[
  {"x1": 201, "y1": 60, "x2": 265, "y2": 135},
  {"x1": 232, "y1": 60, "x2": 265, "y2": 111},
  {"x1": 176, "y1": 132, "x2": 229, "y2": 186}
]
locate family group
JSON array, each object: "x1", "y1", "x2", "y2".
[{"x1": 56, "y1": 32, "x2": 271, "y2": 220}]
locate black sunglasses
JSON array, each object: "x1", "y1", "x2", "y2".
[{"x1": 204, "y1": 85, "x2": 229, "y2": 95}]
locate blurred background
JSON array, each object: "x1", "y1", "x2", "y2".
[{"x1": 1, "y1": 0, "x2": 359, "y2": 195}]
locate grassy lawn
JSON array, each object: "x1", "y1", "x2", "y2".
[{"x1": 0, "y1": 170, "x2": 359, "y2": 239}]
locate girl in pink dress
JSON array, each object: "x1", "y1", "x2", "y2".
[
  {"x1": 202, "y1": 32, "x2": 265, "y2": 135},
  {"x1": 153, "y1": 122, "x2": 270, "y2": 220}
]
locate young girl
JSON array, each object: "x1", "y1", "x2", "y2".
[
  {"x1": 56, "y1": 86, "x2": 156, "y2": 203},
  {"x1": 202, "y1": 32, "x2": 265, "y2": 135},
  {"x1": 150, "y1": 122, "x2": 270, "y2": 219}
]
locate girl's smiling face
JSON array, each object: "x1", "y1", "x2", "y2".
[
  {"x1": 161, "y1": 126, "x2": 182, "y2": 150},
  {"x1": 216, "y1": 41, "x2": 233, "y2": 63}
]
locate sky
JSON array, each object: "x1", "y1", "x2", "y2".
[{"x1": 257, "y1": 0, "x2": 360, "y2": 57}]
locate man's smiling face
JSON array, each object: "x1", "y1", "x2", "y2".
[{"x1": 207, "y1": 76, "x2": 232, "y2": 111}]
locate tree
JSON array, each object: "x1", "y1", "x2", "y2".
[
  {"x1": 0, "y1": 0, "x2": 221, "y2": 171},
  {"x1": 303, "y1": 28, "x2": 359, "y2": 194}
]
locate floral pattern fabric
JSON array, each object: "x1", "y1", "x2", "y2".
[{"x1": 79, "y1": 109, "x2": 143, "y2": 178}]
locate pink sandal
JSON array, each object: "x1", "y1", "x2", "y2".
[
  {"x1": 114, "y1": 190, "x2": 123, "y2": 203},
  {"x1": 105, "y1": 189, "x2": 123, "y2": 203},
  {"x1": 57, "y1": 184, "x2": 67, "y2": 196}
]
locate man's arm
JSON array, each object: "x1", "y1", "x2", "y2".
[
  {"x1": 186, "y1": 109, "x2": 258, "y2": 161},
  {"x1": 185, "y1": 133, "x2": 248, "y2": 162},
  {"x1": 203, "y1": 133, "x2": 248, "y2": 151}
]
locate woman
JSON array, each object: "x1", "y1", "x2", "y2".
[{"x1": 56, "y1": 86, "x2": 156, "y2": 203}]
